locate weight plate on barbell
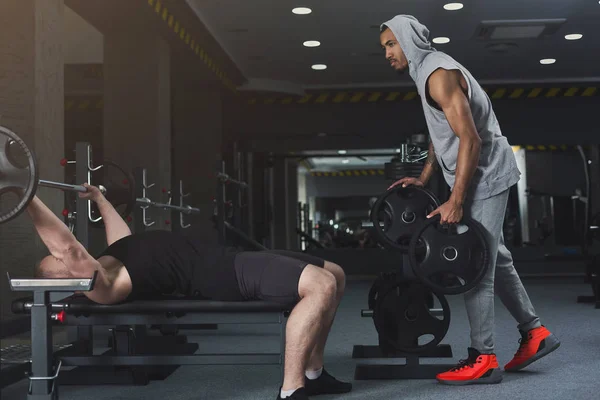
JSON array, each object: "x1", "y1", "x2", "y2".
[
  {"x1": 409, "y1": 215, "x2": 491, "y2": 295},
  {"x1": 0, "y1": 126, "x2": 38, "y2": 224},
  {"x1": 370, "y1": 185, "x2": 441, "y2": 252},
  {"x1": 373, "y1": 280, "x2": 450, "y2": 353}
]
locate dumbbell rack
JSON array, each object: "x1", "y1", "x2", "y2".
[{"x1": 352, "y1": 253, "x2": 456, "y2": 380}]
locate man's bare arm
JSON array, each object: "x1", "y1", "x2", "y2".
[
  {"x1": 79, "y1": 184, "x2": 131, "y2": 246},
  {"x1": 95, "y1": 197, "x2": 132, "y2": 245},
  {"x1": 419, "y1": 141, "x2": 438, "y2": 185},
  {"x1": 26, "y1": 196, "x2": 80, "y2": 258},
  {"x1": 428, "y1": 69, "x2": 481, "y2": 205}
]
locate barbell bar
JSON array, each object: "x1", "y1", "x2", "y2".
[
  {"x1": 38, "y1": 179, "x2": 107, "y2": 195},
  {"x1": 136, "y1": 197, "x2": 200, "y2": 215}
]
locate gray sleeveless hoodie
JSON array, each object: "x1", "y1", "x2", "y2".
[{"x1": 381, "y1": 15, "x2": 521, "y2": 200}]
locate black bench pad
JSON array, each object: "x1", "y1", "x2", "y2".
[{"x1": 12, "y1": 295, "x2": 290, "y2": 315}]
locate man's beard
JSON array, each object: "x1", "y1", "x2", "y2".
[{"x1": 395, "y1": 67, "x2": 407, "y2": 76}]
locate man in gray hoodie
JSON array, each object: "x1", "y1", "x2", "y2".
[{"x1": 380, "y1": 15, "x2": 561, "y2": 385}]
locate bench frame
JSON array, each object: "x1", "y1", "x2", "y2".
[
  {"x1": 58, "y1": 311, "x2": 288, "y2": 368},
  {"x1": 7, "y1": 274, "x2": 288, "y2": 400}
]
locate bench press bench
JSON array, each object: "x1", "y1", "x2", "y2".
[{"x1": 5, "y1": 273, "x2": 289, "y2": 399}]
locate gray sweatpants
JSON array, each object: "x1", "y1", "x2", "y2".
[{"x1": 463, "y1": 188, "x2": 541, "y2": 353}]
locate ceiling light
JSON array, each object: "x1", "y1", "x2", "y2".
[
  {"x1": 292, "y1": 7, "x2": 312, "y2": 15},
  {"x1": 433, "y1": 37, "x2": 451, "y2": 44},
  {"x1": 540, "y1": 58, "x2": 556, "y2": 65},
  {"x1": 564, "y1": 33, "x2": 583, "y2": 40},
  {"x1": 303, "y1": 40, "x2": 321, "y2": 47},
  {"x1": 342, "y1": 159, "x2": 350, "y2": 164},
  {"x1": 338, "y1": 150, "x2": 347, "y2": 155},
  {"x1": 444, "y1": 3, "x2": 464, "y2": 11},
  {"x1": 312, "y1": 64, "x2": 327, "y2": 70}
]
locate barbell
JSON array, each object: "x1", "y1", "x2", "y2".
[
  {"x1": 0, "y1": 125, "x2": 99, "y2": 224},
  {"x1": 38, "y1": 180, "x2": 99, "y2": 193},
  {"x1": 1, "y1": 125, "x2": 201, "y2": 225}
]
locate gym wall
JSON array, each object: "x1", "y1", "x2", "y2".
[{"x1": 228, "y1": 96, "x2": 600, "y2": 151}]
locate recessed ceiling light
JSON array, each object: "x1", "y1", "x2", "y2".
[
  {"x1": 433, "y1": 37, "x2": 451, "y2": 44},
  {"x1": 342, "y1": 159, "x2": 350, "y2": 164},
  {"x1": 303, "y1": 40, "x2": 321, "y2": 47},
  {"x1": 292, "y1": 7, "x2": 312, "y2": 15},
  {"x1": 312, "y1": 64, "x2": 327, "y2": 70},
  {"x1": 443, "y1": 3, "x2": 464, "y2": 11},
  {"x1": 564, "y1": 33, "x2": 583, "y2": 40},
  {"x1": 338, "y1": 150, "x2": 347, "y2": 155},
  {"x1": 540, "y1": 58, "x2": 556, "y2": 65}
]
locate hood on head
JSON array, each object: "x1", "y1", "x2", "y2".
[{"x1": 380, "y1": 15, "x2": 436, "y2": 81}]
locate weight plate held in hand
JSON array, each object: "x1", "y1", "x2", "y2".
[
  {"x1": 0, "y1": 125, "x2": 38, "y2": 224},
  {"x1": 409, "y1": 215, "x2": 491, "y2": 295},
  {"x1": 373, "y1": 280, "x2": 450, "y2": 353},
  {"x1": 370, "y1": 185, "x2": 441, "y2": 252}
]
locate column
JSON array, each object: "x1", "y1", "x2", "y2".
[
  {"x1": 103, "y1": 26, "x2": 171, "y2": 231},
  {"x1": 0, "y1": 0, "x2": 65, "y2": 321}
]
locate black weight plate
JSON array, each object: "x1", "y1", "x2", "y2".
[
  {"x1": 409, "y1": 215, "x2": 490, "y2": 295},
  {"x1": 385, "y1": 161, "x2": 424, "y2": 180},
  {"x1": 368, "y1": 272, "x2": 397, "y2": 311},
  {"x1": 0, "y1": 126, "x2": 38, "y2": 224},
  {"x1": 370, "y1": 185, "x2": 441, "y2": 252},
  {"x1": 373, "y1": 281, "x2": 450, "y2": 353}
]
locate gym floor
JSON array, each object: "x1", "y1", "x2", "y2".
[{"x1": 2, "y1": 278, "x2": 599, "y2": 400}]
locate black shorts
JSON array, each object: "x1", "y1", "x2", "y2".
[{"x1": 232, "y1": 250, "x2": 325, "y2": 306}]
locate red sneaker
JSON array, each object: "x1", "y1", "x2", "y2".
[
  {"x1": 437, "y1": 348, "x2": 503, "y2": 385},
  {"x1": 504, "y1": 326, "x2": 560, "y2": 372}
]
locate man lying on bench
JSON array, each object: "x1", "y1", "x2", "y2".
[{"x1": 26, "y1": 184, "x2": 351, "y2": 400}]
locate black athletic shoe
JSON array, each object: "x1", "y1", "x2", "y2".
[
  {"x1": 305, "y1": 368, "x2": 352, "y2": 396},
  {"x1": 276, "y1": 387, "x2": 309, "y2": 400}
]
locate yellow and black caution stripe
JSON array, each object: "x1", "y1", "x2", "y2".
[
  {"x1": 310, "y1": 169, "x2": 385, "y2": 177},
  {"x1": 248, "y1": 86, "x2": 598, "y2": 105},
  {"x1": 486, "y1": 87, "x2": 598, "y2": 99},
  {"x1": 518, "y1": 144, "x2": 586, "y2": 152},
  {"x1": 147, "y1": 0, "x2": 236, "y2": 93}
]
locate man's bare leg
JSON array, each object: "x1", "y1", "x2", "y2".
[
  {"x1": 281, "y1": 265, "x2": 337, "y2": 392},
  {"x1": 306, "y1": 261, "x2": 346, "y2": 371}
]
